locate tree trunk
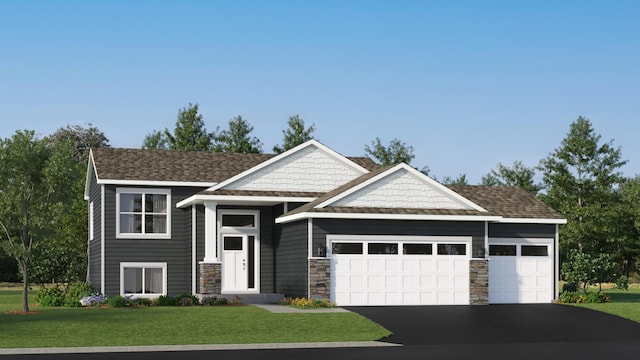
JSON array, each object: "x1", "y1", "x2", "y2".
[{"x1": 20, "y1": 260, "x2": 30, "y2": 313}]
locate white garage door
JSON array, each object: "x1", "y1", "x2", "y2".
[
  {"x1": 488, "y1": 240, "x2": 554, "y2": 304},
  {"x1": 329, "y1": 236, "x2": 470, "y2": 306}
]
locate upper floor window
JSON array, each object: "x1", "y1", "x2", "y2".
[{"x1": 116, "y1": 188, "x2": 171, "y2": 239}]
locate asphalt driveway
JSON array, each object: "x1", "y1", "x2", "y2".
[{"x1": 348, "y1": 304, "x2": 640, "y2": 346}]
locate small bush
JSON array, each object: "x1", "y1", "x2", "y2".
[
  {"x1": 278, "y1": 297, "x2": 336, "y2": 308},
  {"x1": 135, "y1": 298, "x2": 153, "y2": 307},
  {"x1": 65, "y1": 282, "x2": 95, "y2": 307},
  {"x1": 615, "y1": 275, "x2": 629, "y2": 290},
  {"x1": 106, "y1": 295, "x2": 129, "y2": 308},
  {"x1": 213, "y1": 297, "x2": 229, "y2": 306},
  {"x1": 562, "y1": 282, "x2": 578, "y2": 293},
  {"x1": 156, "y1": 295, "x2": 177, "y2": 306},
  {"x1": 201, "y1": 296, "x2": 217, "y2": 306},
  {"x1": 37, "y1": 287, "x2": 65, "y2": 307},
  {"x1": 176, "y1": 293, "x2": 199, "y2": 306},
  {"x1": 558, "y1": 291, "x2": 610, "y2": 304}
]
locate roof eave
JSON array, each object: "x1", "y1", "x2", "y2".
[
  {"x1": 275, "y1": 212, "x2": 503, "y2": 224},
  {"x1": 177, "y1": 194, "x2": 318, "y2": 208},
  {"x1": 497, "y1": 217, "x2": 567, "y2": 224}
]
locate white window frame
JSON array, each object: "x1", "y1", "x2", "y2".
[
  {"x1": 116, "y1": 188, "x2": 171, "y2": 239},
  {"x1": 120, "y1": 262, "x2": 167, "y2": 298},
  {"x1": 89, "y1": 201, "x2": 94, "y2": 241},
  {"x1": 327, "y1": 235, "x2": 471, "y2": 257}
]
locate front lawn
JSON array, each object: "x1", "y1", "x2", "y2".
[
  {"x1": 0, "y1": 289, "x2": 391, "y2": 348},
  {"x1": 571, "y1": 287, "x2": 640, "y2": 323}
]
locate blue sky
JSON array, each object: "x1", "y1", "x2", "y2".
[{"x1": 1, "y1": 0, "x2": 638, "y2": 183}]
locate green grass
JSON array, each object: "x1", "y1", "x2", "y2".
[
  {"x1": 571, "y1": 287, "x2": 640, "y2": 323},
  {"x1": 0, "y1": 289, "x2": 391, "y2": 348}
]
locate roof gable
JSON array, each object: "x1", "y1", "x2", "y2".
[
  {"x1": 316, "y1": 163, "x2": 486, "y2": 211},
  {"x1": 210, "y1": 140, "x2": 370, "y2": 193}
]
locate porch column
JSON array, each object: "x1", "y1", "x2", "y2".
[{"x1": 203, "y1": 201, "x2": 218, "y2": 263}]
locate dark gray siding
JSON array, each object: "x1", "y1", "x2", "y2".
[
  {"x1": 275, "y1": 220, "x2": 308, "y2": 297},
  {"x1": 489, "y1": 223, "x2": 556, "y2": 238},
  {"x1": 87, "y1": 169, "x2": 102, "y2": 291},
  {"x1": 103, "y1": 186, "x2": 206, "y2": 297},
  {"x1": 313, "y1": 219, "x2": 486, "y2": 258}
]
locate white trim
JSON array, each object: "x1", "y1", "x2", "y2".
[
  {"x1": 203, "y1": 201, "x2": 218, "y2": 263},
  {"x1": 97, "y1": 179, "x2": 216, "y2": 187},
  {"x1": 192, "y1": 205, "x2": 197, "y2": 295},
  {"x1": 315, "y1": 163, "x2": 487, "y2": 212},
  {"x1": 326, "y1": 235, "x2": 472, "y2": 257},
  {"x1": 555, "y1": 224, "x2": 560, "y2": 300},
  {"x1": 115, "y1": 188, "x2": 172, "y2": 239},
  {"x1": 276, "y1": 211, "x2": 502, "y2": 224},
  {"x1": 100, "y1": 185, "x2": 105, "y2": 295},
  {"x1": 218, "y1": 209, "x2": 260, "y2": 294},
  {"x1": 484, "y1": 221, "x2": 488, "y2": 258},
  {"x1": 89, "y1": 201, "x2": 94, "y2": 241},
  {"x1": 206, "y1": 140, "x2": 369, "y2": 192},
  {"x1": 488, "y1": 237, "x2": 554, "y2": 245},
  {"x1": 177, "y1": 195, "x2": 317, "y2": 208},
  {"x1": 496, "y1": 218, "x2": 567, "y2": 224},
  {"x1": 307, "y1": 218, "x2": 313, "y2": 258},
  {"x1": 83, "y1": 150, "x2": 97, "y2": 200},
  {"x1": 120, "y1": 262, "x2": 167, "y2": 298}
]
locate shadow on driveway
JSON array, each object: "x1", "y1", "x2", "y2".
[{"x1": 348, "y1": 304, "x2": 640, "y2": 346}]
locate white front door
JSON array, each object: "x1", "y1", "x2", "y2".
[{"x1": 222, "y1": 234, "x2": 249, "y2": 292}]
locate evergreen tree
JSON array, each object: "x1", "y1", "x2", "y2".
[
  {"x1": 143, "y1": 103, "x2": 216, "y2": 151},
  {"x1": 214, "y1": 116, "x2": 262, "y2": 153},
  {"x1": 364, "y1": 137, "x2": 415, "y2": 166},
  {"x1": 273, "y1": 115, "x2": 316, "y2": 153},
  {"x1": 481, "y1": 161, "x2": 542, "y2": 195}
]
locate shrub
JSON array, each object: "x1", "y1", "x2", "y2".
[
  {"x1": 37, "y1": 287, "x2": 65, "y2": 307},
  {"x1": 615, "y1": 275, "x2": 629, "y2": 290},
  {"x1": 213, "y1": 297, "x2": 229, "y2": 306},
  {"x1": 558, "y1": 291, "x2": 610, "y2": 304},
  {"x1": 278, "y1": 297, "x2": 336, "y2": 308},
  {"x1": 65, "y1": 282, "x2": 95, "y2": 307},
  {"x1": 201, "y1": 296, "x2": 217, "y2": 306},
  {"x1": 106, "y1": 295, "x2": 129, "y2": 308},
  {"x1": 176, "y1": 293, "x2": 199, "y2": 306},
  {"x1": 156, "y1": 295, "x2": 177, "y2": 306},
  {"x1": 135, "y1": 298, "x2": 153, "y2": 307},
  {"x1": 562, "y1": 282, "x2": 578, "y2": 293}
]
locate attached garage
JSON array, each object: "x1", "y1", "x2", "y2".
[
  {"x1": 488, "y1": 239, "x2": 554, "y2": 304},
  {"x1": 329, "y1": 235, "x2": 471, "y2": 306}
]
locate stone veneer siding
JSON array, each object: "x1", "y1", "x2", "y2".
[
  {"x1": 308, "y1": 258, "x2": 330, "y2": 300},
  {"x1": 200, "y1": 263, "x2": 222, "y2": 294},
  {"x1": 469, "y1": 259, "x2": 489, "y2": 305}
]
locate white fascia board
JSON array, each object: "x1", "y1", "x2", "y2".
[
  {"x1": 497, "y1": 218, "x2": 567, "y2": 224},
  {"x1": 177, "y1": 194, "x2": 318, "y2": 208},
  {"x1": 96, "y1": 179, "x2": 217, "y2": 188},
  {"x1": 206, "y1": 140, "x2": 369, "y2": 192},
  {"x1": 84, "y1": 150, "x2": 97, "y2": 200},
  {"x1": 314, "y1": 163, "x2": 487, "y2": 212},
  {"x1": 275, "y1": 211, "x2": 502, "y2": 224}
]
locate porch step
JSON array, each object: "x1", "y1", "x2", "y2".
[{"x1": 216, "y1": 293, "x2": 285, "y2": 304}]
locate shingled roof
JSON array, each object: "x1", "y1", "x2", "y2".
[{"x1": 91, "y1": 147, "x2": 379, "y2": 183}]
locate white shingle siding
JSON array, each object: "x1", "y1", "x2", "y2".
[
  {"x1": 224, "y1": 146, "x2": 363, "y2": 192},
  {"x1": 332, "y1": 169, "x2": 472, "y2": 209}
]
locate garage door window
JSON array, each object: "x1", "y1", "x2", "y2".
[
  {"x1": 489, "y1": 245, "x2": 516, "y2": 256},
  {"x1": 521, "y1": 245, "x2": 548, "y2": 256},
  {"x1": 403, "y1": 243, "x2": 433, "y2": 255},
  {"x1": 332, "y1": 242, "x2": 363, "y2": 254},
  {"x1": 437, "y1": 244, "x2": 466, "y2": 255},
  {"x1": 368, "y1": 243, "x2": 398, "y2": 255}
]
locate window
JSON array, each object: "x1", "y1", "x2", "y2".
[
  {"x1": 437, "y1": 244, "x2": 466, "y2": 255},
  {"x1": 89, "y1": 201, "x2": 94, "y2": 241},
  {"x1": 332, "y1": 242, "x2": 363, "y2": 254},
  {"x1": 224, "y1": 236, "x2": 243, "y2": 250},
  {"x1": 221, "y1": 214, "x2": 255, "y2": 227},
  {"x1": 489, "y1": 245, "x2": 516, "y2": 256},
  {"x1": 120, "y1": 262, "x2": 166, "y2": 297},
  {"x1": 368, "y1": 243, "x2": 398, "y2": 255},
  {"x1": 521, "y1": 245, "x2": 548, "y2": 256},
  {"x1": 403, "y1": 243, "x2": 433, "y2": 255},
  {"x1": 117, "y1": 188, "x2": 170, "y2": 238}
]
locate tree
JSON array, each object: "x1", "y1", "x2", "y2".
[
  {"x1": 561, "y1": 249, "x2": 618, "y2": 293},
  {"x1": 441, "y1": 174, "x2": 469, "y2": 185},
  {"x1": 364, "y1": 137, "x2": 415, "y2": 166},
  {"x1": 143, "y1": 103, "x2": 216, "y2": 151},
  {"x1": 49, "y1": 123, "x2": 110, "y2": 162},
  {"x1": 273, "y1": 115, "x2": 316, "y2": 153},
  {"x1": 481, "y1": 161, "x2": 542, "y2": 195},
  {"x1": 0, "y1": 130, "x2": 78, "y2": 312},
  {"x1": 539, "y1": 117, "x2": 627, "y2": 261},
  {"x1": 214, "y1": 116, "x2": 263, "y2": 153},
  {"x1": 611, "y1": 176, "x2": 640, "y2": 276}
]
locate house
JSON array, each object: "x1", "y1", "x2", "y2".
[{"x1": 84, "y1": 140, "x2": 566, "y2": 306}]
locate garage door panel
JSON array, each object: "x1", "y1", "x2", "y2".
[
  {"x1": 489, "y1": 240, "x2": 553, "y2": 304},
  {"x1": 331, "y1": 238, "x2": 470, "y2": 306}
]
